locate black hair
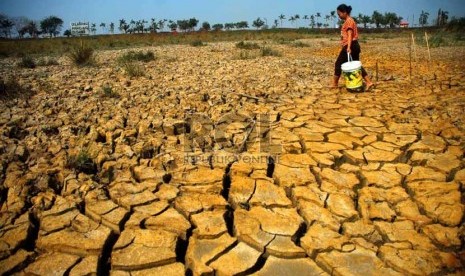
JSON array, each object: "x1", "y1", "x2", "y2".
[{"x1": 337, "y1": 4, "x2": 353, "y2": 15}]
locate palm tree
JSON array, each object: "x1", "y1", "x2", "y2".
[
  {"x1": 109, "y1": 22, "x2": 115, "y2": 34},
  {"x1": 316, "y1": 12, "x2": 321, "y2": 27},
  {"x1": 273, "y1": 19, "x2": 279, "y2": 28},
  {"x1": 303, "y1": 15, "x2": 309, "y2": 27},
  {"x1": 150, "y1": 18, "x2": 157, "y2": 33},
  {"x1": 288, "y1": 16, "x2": 296, "y2": 28},
  {"x1": 325, "y1": 15, "x2": 330, "y2": 28},
  {"x1": 168, "y1": 20, "x2": 177, "y2": 31},
  {"x1": 330, "y1": 11, "x2": 336, "y2": 28},
  {"x1": 372, "y1": 11, "x2": 383, "y2": 28},
  {"x1": 419, "y1": 10, "x2": 429, "y2": 27},
  {"x1": 158, "y1": 19, "x2": 167, "y2": 32},
  {"x1": 310, "y1": 15, "x2": 316, "y2": 28},
  {"x1": 100, "y1": 22, "x2": 106, "y2": 33},
  {"x1": 441, "y1": 10, "x2": 449, "y2": 26},
  {"x1": 279, "y1": 14, "x2": 285, "y2": 27},
  {"x1": 119, "y1": 19, "x2": 129, "y2": 33},
  {"x1": 358, "y1": 14, "x2": 371, "y2": 28},
  {"x1": 294, "y1": 14, "x2": 300, "y2": 28},
  {"x1": 437, "y1": 9, "x2": 449, "y2": 26}
]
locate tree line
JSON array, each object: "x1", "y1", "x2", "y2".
[{"x1": 0, "y1": 8, "x2": 459, "y2": 39}]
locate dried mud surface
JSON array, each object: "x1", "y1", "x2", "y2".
[{"x1": 1, "y1": 37, "x2": 465, "y2": 275}]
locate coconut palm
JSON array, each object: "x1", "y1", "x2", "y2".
[
  {"x1": 419, "y1": 10, "x2": 429, "y2": 27},
  {"x1": 279, "y1": 14, "x2": 286, "y2": 27},
  {"x1": 303, "y1": 15, "x2": 309, "y2": 27},
  {"x1": 99, "y1": 22, "x2": 106, "y2": 33},
  {"x1": 273, "y1": 19, "x2": 279, "y2": 28},
  {"x1": 325, "y1": 15, "x2": 330, "y2": 28},
  {"x1": 150, "y1": 18, "x2": 157, "y2": 33},
  {"x1": 158, "y1": 19, "x2": 167, "y2": 32},
  {"x1": 310, "y1": 15, "x2": 316, "y2": 28},
  {"x1": 288, "y1": 16, "x2": 296, "y2": 28},
  {"x1": 294, "y1": 14, "x2": 300, "y2": 28},
  {"x1": 316, "y1": 12, "x2": 321, "y2": 27},
  {"x1": 330, "y1": 11, "x2": 336, "y2": 28},
  {"x1": 437, "y1": 9, "x2": 449, "y2": 26}
]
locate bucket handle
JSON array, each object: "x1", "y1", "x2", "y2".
[{"x1": 347, "y1": 53, "x2": 353, "y2": 62}]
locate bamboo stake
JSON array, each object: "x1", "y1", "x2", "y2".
[
  {"x1": 425, "y1": 32, "x2": 431, "y2": 61},
  {"x1": 411, "y1": 33, "x2": 417, "y2": 61},
  {"x1": 409, "y1": 35, "x2": 412, "y2": 82}
]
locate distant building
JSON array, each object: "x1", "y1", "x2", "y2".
[{"x1": 400, "y1": 20, "x2": 409, "y2": 28}]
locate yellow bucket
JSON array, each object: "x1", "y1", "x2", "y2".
[{"x1": 341, "y1": 54, "x2": 363, "y2": 91}]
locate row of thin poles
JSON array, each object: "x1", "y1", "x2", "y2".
[{"x1": 409, "y1": 32, "x2": 431, "y2": 81}]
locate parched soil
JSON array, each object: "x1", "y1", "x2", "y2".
[{"x1": 1, "y1": 36, "x2": 465, "y2": 275}]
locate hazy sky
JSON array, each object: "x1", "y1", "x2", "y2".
[{"x1": 1, "y1": 0, "x2": 464, "y2": 32}]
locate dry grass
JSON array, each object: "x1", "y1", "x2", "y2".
[
  {"x1": 0, "y1": 29, "x2": 325, "y2": 56},
  {"x1": 0, "y1": 76, "x2": 34, "y2": 101},
  {"x1": 67, "y1": 43, "x2": 95, "y2": 66}
]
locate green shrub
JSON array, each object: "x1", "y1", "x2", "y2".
[
  {"x1": 18, "y1": 56, "x2": 36, "y2": 68},
  {"x1": 429, "y1": 34, "x2": 445, "y2": 48},
  {"x1": 118, "y1": 50, "x2": 155, "y2": 63},
  {"x1": 66, "y1": 150, "x2": 96, "y2": 174},
  {"x1": 190, "y1": 40, "x2": 206, "y2": 47},
  {"x1": 100, "y1": 85, "x2": 119, "y2": 98},
  {"x1": 260, "y1": 46, "x2": 281, "y2": 57},
  {"x1": 236, "y1": 41, "x2": 260, "y2": 50},
  {"x1": 68, "y1": 44, "x2": 95, "y2": 66},
  {"x1": 122, "y1": 62, "x2": 145, "y2": 77}
]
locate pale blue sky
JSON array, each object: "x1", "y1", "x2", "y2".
[{"x1": 1, "y1": 0, "x2": 464, "y2": 32}]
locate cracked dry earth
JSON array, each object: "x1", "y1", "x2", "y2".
[{"x1": 1, "y1": 37, "x2": 465, "y2": 275}]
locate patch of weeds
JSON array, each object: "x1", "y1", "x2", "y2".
[
  {"x1": 100, "y1": 84, "x2": 119, "y2": 98},
  {"x1": 41, "y1": 125, "x2": 59, "y2": 136},
  {"x1": 260, "y1": 46, "x2": 281, "y2": 57},
  {"x1": 454, "y1": 33, "x2": 465, "y2": 42},
  {"x1": 292, "y1": 41, "x2": 310, "y2": 48},
  {"x1": 236, "y1": 41, "x2": 260, "y2": 50},
  {"x1": 381, "y1": 33, "x2": 394, "y2": 39},
  {"x1": 275, "y1": 37, "x2": 295, "y2": 45},
  {"x1": 429, "y1": 34, "x2": 446, "y2": 48},
  {"x1": 0, "y1": 76, "x2": 33, "y2": 101},
  {"x1": 66, "y1": 150, "x2": 97, "y2": 174},
  {"x1": 118, "y1": 50, "x2": 155, "y2": 63},
  {"x1": 237, "y1": 51, "x2": 256, "y2": 60},
  {"x1": 190, "y1": 40, "x2": 206, "y2": 47},
  {"x1": 37, "y1": 57, "x2": 59, "y2": 66},
  {"x1": 17, "y1": 56, "x2": 36, "y2": 68},
  {"x1": 68, "y1": 43, "x2": 95, "y2": 66},
  {"x1": 121, "y1": 62, "x2": 145, "y2": 77}
]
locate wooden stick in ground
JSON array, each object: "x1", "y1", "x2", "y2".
[
  {"x1": 376, "y1": 60, "x2": 379, "y2": 82},
  {"x1": 411, "y1": 33, "x2": 417, "y2": 61},
  {"x1": 409, "y1": 35, "x2": 413, "y2": 82},
  {"x1": 425, "y1": 32, "x2": 431, "y2": 61}
]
